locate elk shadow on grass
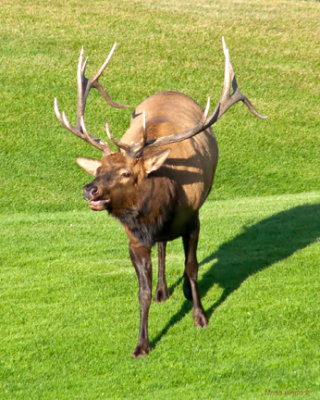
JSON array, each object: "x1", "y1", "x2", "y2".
[{"x1": 150, "y1": 203, "x2": 320, "y2": 349}]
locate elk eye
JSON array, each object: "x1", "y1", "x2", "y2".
[{"x1": 121, "y1": 171, "x2": 131, "y2": 178}]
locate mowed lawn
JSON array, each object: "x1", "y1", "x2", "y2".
[
  {"x1": 1, "y1": 0, "x2": 320, "y2": 399},
  {"x1": 1, "y1": 192, "x2": 319, "y2": 399}
]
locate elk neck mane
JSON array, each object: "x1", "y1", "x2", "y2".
[{"x1": 111, "y1": 172, "x2": 177, "y2": 247}]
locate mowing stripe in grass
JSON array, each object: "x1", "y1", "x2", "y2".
[{"x1": 1, "y1": 191, "x2": 319, "y2": 399}]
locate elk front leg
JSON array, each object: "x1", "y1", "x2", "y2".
[
  {"x1": 155, "y1": 241, "x2": 169, "y2": 302},
  {"x1": 129, "y1": 241, "x2": 152, "y2": 358},
  {"x1": 183, "y1": 214, "x2": 208, "y2": 328}
]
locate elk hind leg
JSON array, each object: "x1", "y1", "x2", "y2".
[
  {"x1": 155, "y1": 241, "x2": 169, "y2": 302},
  {"x1": 183, "y1": 215, "x2": 208, "y2": 328}
]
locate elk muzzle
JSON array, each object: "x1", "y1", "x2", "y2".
[
  {"x1": 83, "y1": 183, "x2": 110, "y2": 211},
  {"x1": 83, "y1": 183, "x2": 99, "y2": 200}
]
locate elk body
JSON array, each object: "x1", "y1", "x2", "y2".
[{"x1": 54, "y1": 38, "x2": 266, "y2": 358}]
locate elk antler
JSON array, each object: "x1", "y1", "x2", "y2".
[
  {"x1": 54, "y1": 43, "x2": 130, "y2": 155},
  {"x1": 105, "y1": 111, "x2": 148, "y2": 156},
  {"x1": 139, "y1": 37, "x2": 267, "y2": 150}
]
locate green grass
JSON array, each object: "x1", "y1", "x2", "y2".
[
  {"x1": 0, "y1": 0, "x2": 319, "y2": 213},
  {"x1": 1, "y1": 0, "x2": 320, "y2": 398},
  {"x1": 1, "y1": 192, "x2": 319, "y2": 399}
]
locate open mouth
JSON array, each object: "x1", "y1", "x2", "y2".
[{"x1": 88, "y1": 198, "x2": 111, "y2": 211}]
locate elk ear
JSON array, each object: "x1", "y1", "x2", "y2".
[
  {"x1": 76, "y1": 157, "x2": 102, "y2": 176},
  {"x1": 143, "y1": 148, "x2": 171, "y2": 175}
]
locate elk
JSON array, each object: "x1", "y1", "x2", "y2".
[{"x1": 54, "y1": 38, "x2": 266, "y2": 358}]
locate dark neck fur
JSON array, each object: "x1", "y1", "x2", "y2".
[{"x1": 112, "y1": 175, "x2": 177, "y2": 247}]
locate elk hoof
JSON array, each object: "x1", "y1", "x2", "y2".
[
  {"x1": 154, "y1": 286, "x2": 169, "y2": 303},
  {"x1": 132, "y1": 343, "x2": 150, "y2": 359},
  {"x1": 194, "y1": 310, "x2": 209, "y2": 328}
]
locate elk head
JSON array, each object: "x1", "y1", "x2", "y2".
[{"x1": 76, "y1": 147, "x2": 171, "y2": 213}]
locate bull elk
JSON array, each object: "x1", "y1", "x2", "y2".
[{"x1": 54, "y1": 38, "x2": 266, "y2": 358}]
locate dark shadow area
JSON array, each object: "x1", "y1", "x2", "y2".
[{"x1": 151, "y1": 203, "x2": 320, "y2": 349}]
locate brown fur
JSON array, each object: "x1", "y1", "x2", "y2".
[{"x1": 122, "y1": 91, "x2": 218, "y2": 211}]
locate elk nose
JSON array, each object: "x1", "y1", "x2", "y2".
[{"x1": 83, "y1": 184, "x2": 99, "y2": 200}]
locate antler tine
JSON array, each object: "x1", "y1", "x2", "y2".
[
  {"x1": 77, "y1": 43, "x2": 130, "y2": 129},
  {"x1": 54, "y1": 98, "x2": 113, "y2": 154},
  {"x1": 76, "y1": 46, "x2": 86, "y2": 127},
  {"x1": 221, "y1": 37, "x2": 267, "y2": 120},
  {"x1": 104, "y1": 111, "x2": 150, "y2": 157},
  {"x1": 221, "y1": 37, "x2": 231, "y2": 99},
  {"x1": 84, "y1": 43, "x2": 130, "y2": 111},
  {"x1": 92, "y1": 42, "x2": 117, "y2": 82},
  {"x1": 202, "y1": 37, "x2": 267, "y2": 128},
  {"x1": 55, "y1": 44, "x2": 131, "y2": 155},
  {"x1": 129, "y1": 111, "x2": 149, "y2": 156},
  {"x1": 54, "y1": 98, "x2": 80, "y2": 139},
  {"x1": 80, "y1": 117, "x2": 113, "y2": 155},
  {"x1": 141, "y1": 110, "x2": 148, "y2": 147},
  {"x1": 54, "y1": 97, "x2": 66, "y2": 126},
  {"x1": 82, "y1": 56, "x2": 89, "y2": 75},
  {"x1": 105, "y1": 122, "x2": 131, "y2": 153},
  {"x1": 89, "y1": 43, "x2": 131, "y2": 109}
]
